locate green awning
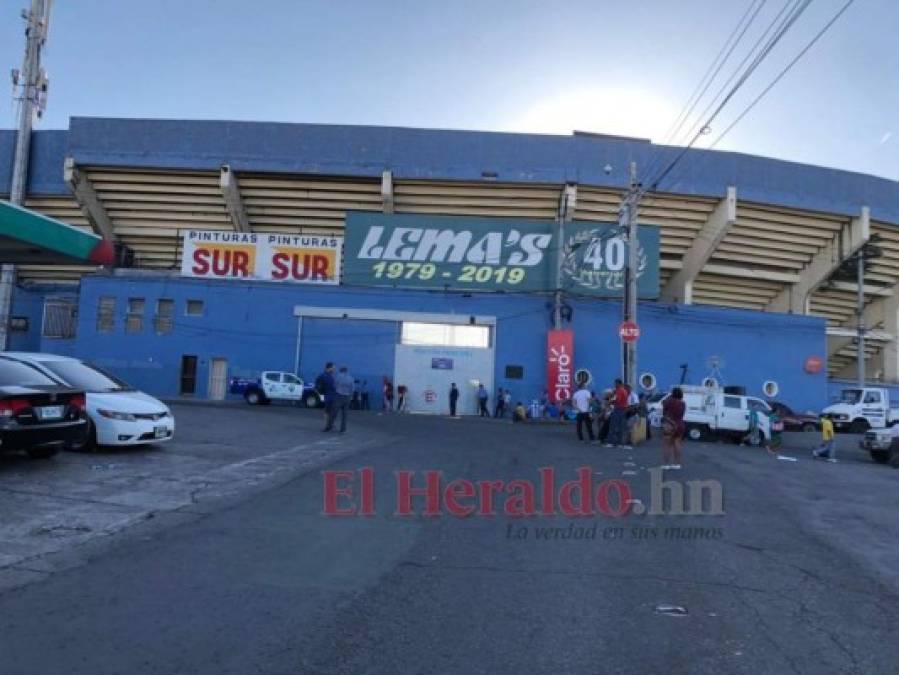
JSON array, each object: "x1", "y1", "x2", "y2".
[{"x1": 0, "y1": 200, "x2": 113, "y2": 265}]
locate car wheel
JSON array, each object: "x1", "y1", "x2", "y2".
[
  {"x1": 801, "y1": 423, "x2": 817, "y2": 433},
  {"x1": 686, "y1": 424, "x2": 706, "y2": 442},
  {"x1": 303, "y1": 392, "x2": 320, "y2": 408},
  {"x1": 245, "y1": 390, "x2": 261, "y2": 405},
  {"x1": 67, "y1": 418, "x2": 97, "y2": 453},
  {"x1": 27, "y1": 444, "x2": 59, "y2": 460},
  {"x1": 871, "y1": 450, "x2": 891, "y2": 464},
  {"x1": 849, "y1": 419, "x2": 869, "y2": 434}
]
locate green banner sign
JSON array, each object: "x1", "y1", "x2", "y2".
[{"x1": 343, "y1": 212, "x2": 659, "y2": 297}]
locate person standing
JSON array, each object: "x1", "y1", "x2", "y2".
[
  {"x1": 360, "y1": 380, "x2": 370, "y2": 411},
  {"x1": 572, "y1": 383, "x2": 595, "y2": 442},
  {"x1": 477, "y1": 383, "x2": 489, "y2": 417},
  {"x1": 661, "y1": 386, "x2": 686, "y2": 469},
  {"x1": 449, "y1": 383, "x2": 460, "y2": 417},
  {"x1": 494, "y1": 388, "x2": 506, "y2": 418},
  {"x1": 503, "y1": 389, "x2": 512, "y2": 417},
  {"x1": 813, "y1": 415, "x2": 836, "y2": 461},
  {"x1": 333, "y1": 366, "x2": 354, "y2": 432},
  {"x1": 606, "y1": 379, "x2": 630, "y2": 448},
  {"x1": 383, "y1": 377, "x2": 394, "y2": 412},
  {"x1": 318, "y1": 362, "x2": 337, "y2": 432},
  {"x1": 396, "y1": 384, "x2": 407, "y2": 412}
]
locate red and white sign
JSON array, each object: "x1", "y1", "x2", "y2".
[
  {"x1": 804, "y1": 355, "x2": 823, "y2": 374},
  {"x1": 181, "y1": 230, "x2": 342, "y2": 284},
  {"x1": 619, "y1": 321, "x2": 640, "y2": 343},
  {"x1": 547, "y1": 329, "x2": 574, "y2": 404},
  {"x1": 423, "y1": 389, "x2": 437, "y2": 403}
]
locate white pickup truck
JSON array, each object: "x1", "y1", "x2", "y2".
[
  {"x1": 859, "y1": 426, "x2": 899, "y2": 465},
  {"x1": 650, "y1": 386, "x2": 772, "y2": 446},
  {"x1": 822, "y1": 387, "x2": 899, "y2": 433}
]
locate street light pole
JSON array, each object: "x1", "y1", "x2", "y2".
[{"x1": 621, "y1": 161, "x2": 639, "y2": 388}]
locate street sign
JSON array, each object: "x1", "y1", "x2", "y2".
[{"x1": 619, "y1": 321, "x2": 640, "y2": 343}]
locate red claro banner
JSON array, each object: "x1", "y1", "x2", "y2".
[{"x1": 547, "y1": 330, "x2": 574, "y2": 404}]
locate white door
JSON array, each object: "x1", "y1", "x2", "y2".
[
  {"x1": 208, "y1": 358, "x2": 228, "y2": 400},
  {"x1": 718, "y1": 395, "x2": 748, "y2": 432},
  {"x1": 394, "y1": 344, "x2": 494, "y2": 415},
  {"x1": 262, "y1": 371, "x2": 284, "y2": 399},
  {"x1": 862, "y1": 390, "x2": 887, "y2": 427},
  {"x1": 281, "y1": 373, "x2": 304, "y2": 400}
]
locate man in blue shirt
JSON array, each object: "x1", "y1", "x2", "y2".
[
  {"x1": 317, "y1": 362, "x2": 337, "y2": 432},
  {"x1": 333, "y1": 366, "x2": 355, "y2": 432}
]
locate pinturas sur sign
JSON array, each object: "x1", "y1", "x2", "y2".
[{"x1": 181, "y1": 230, "x2": 342, "y2": 284}]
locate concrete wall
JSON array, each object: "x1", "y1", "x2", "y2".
[{"x1": 57, "y1": 274, "x2": 828, "y2": 411}]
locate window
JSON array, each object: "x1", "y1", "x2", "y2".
[
  {"x1": 154, "y1": 299, "x2": 174, "y2": 334},
  {"x1": 41, "y1": 360, "x2": 133, "y2": 393},
  {"x1": 42, "y1": 298, "x2": 77, "y2": 339},
  {"x1": 504, "y1": 365, "x2": 524, "y2": 379},
  {"x1": 0, "y1": 357, "x2": 61, "y2": 387},
  {"x1": 97, "y1": 296, "x2": 116, "y2": 333},
  {"x1": 864, "y1": 390, "x2": 882, "y2": 404},
  {"x1": 401, "y1": 322, "x2": 490, "y2": 348},
  {"x1": 283, "y1": 374, "x2": 301, "y2": 384},
  {"x1": 264, "y1": 372, "x2": 280, "y2": 382},
  {"x1": 747, "y1": 399, "x2": 770, "y2": 413},
  {"x1": 186, "y1": 300, "x2": 204, "y2": 317},
  {"x1": 723, "y1": 396, "x2": 741, "y2": 409},
  {"x1": 126, "y1": 298, "x2": 145, "y2": 333}
]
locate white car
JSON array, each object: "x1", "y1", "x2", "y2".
[{"x1": 3, "y1": 353, "x2": 174, "y2": 450}]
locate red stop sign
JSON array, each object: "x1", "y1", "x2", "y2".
[{"x1": 619, "y1": 321, "x2": 640, "y2": 343}]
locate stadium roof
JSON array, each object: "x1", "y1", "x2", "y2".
[{"x1": 2, "y1": 117, "x2": 899, "y2": 225}]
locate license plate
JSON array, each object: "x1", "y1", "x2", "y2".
[
  {"x1": 38, "y1": 405, "x2": 64, "y2": 420},
  {"x1": 154, "y1": 426, "x2": 167, "y2": 439}
]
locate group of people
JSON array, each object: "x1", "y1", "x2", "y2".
[
  {"x1": 315, "y1": 362, "x2": 355, "y2": 433},
  {"x1": 570, "y1": 379, "x2": 651, "y2": 449},
  {"x1": 378, "y1": 378, "x2": 408, "y2": 413}
]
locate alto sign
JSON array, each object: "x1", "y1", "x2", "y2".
[
  {"x1": 619, "y1": 321, "x2": 640, "y2": 343},
  {"x1": 181, "y1": 231, "x2": 342, "y2": 284}
]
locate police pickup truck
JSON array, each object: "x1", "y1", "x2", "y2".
[
  {"x1": 229, "y1": 371, "x2": 323, "y2": 408},
  {"x1": 822, "y1": 386, "x2": 899, "y2": 433}
]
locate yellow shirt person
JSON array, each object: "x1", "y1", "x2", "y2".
[{"x1": 821, "y1": 417, "x2": 834, "y2": 441}]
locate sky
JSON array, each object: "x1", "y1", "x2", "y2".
[{"x1": 1, "y1": 0, "x2": 897, "y2": 180}]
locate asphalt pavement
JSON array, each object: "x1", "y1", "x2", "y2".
[{"x1": 0, "y1": 406, "x2": 897, "y2": 674}]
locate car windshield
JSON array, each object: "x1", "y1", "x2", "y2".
[
  {"x1": 841, "y1": 389, "x2": 862, "y2": 404},
  {"x1": 41, "y1": 360, "x2": 134, "y2": 393},
  {"x1": 0, "y1": 358, "x2": 64, "y2": 387}
]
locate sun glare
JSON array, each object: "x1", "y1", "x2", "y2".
[{"x1": 507, "y1": 87, "x2": 681, "y2": 142}]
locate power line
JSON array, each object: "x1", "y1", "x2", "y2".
[
  {"x1": 645, "y1": 0, "x2": 814, "y2": 192},
  {"x1": 708, "y1": 0, "x2": 856, "y2": 150},
  {"x1": 643, "y1": 0, "x2": 768, "y2": 181}
]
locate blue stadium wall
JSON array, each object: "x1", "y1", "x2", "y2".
[{"x1": 26, "y1": 274, "x2": 830, "y2": 412}]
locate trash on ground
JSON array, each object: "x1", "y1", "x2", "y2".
[{"x1": 654, "y1": 604, "x2": 688, "y2": 616}]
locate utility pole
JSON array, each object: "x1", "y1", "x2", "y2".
[
  {"x1": 856, "y1": 247, "x2": 865, "y2": 389},
  {"x1": 553, "y1": 197, "x2": 565, "y2": 329},
  {"x1": 621, "y1": 161, "x2": 639, "y2": 388},
  {"x1": 1, "y1": 0, "x2": 52, "y2": 349}
]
